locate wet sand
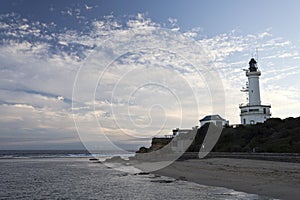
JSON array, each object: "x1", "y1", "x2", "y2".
[{"x1": 155, "y1": 158, "x2": 300, "y2": 200}]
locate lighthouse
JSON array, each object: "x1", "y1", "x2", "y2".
[{"x1": 240, "y1": 58, "x2": 271, "y2": 125}]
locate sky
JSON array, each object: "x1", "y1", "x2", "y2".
[{"x1": 0, "y1": 0, "x2": 300, "y2": 150}]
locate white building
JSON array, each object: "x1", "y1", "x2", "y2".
[
  {"x1": 199, "y1": 115, "x2": 229, "y2": 127},
  {"x1": 239, "y1": 58, "x2": 271, "y2": 125},
  {"x1": 172, "y1": 127, "x2": 197, "y2": 137}
]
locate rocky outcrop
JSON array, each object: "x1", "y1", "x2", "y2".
[{"x1": 136, "y1": 137, "x2": 172, "y2": 153}]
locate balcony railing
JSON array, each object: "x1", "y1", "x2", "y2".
[
  {"x1": 240, "y1": 111, "x2": 272, "y2": 116},
  {"x1": 239, "y1": 103, "x2": 271, "y2": 108}
]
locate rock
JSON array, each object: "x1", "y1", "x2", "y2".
[
  {"x1": 136, "y1": 147, "x2": 148, "y2": 153},
  {"x1": 134, "y1": 172, "x2": 150, "y2": 175},
  {"x1": 150, "y1": 180, "x2": 173, "y2": 183},
  {"x1": 104, "y1": 156, "x2": 126, "y2": 163},
  {"x1": 177, "y1": 176, "x2": 187, "y2": 181}
]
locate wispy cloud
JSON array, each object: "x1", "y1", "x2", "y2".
[{"x1": 0, "y1": 12, "x2": 299, "y2": 149}]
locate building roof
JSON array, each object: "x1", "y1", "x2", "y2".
[{"x1": 199, "y1": 114, "x2": 226, "y2": 122}]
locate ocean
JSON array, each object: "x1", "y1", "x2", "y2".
[{"x1": 0, "y1": 150, "x2": 273, "y2": 199}]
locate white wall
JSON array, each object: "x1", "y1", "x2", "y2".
[
  {"x1": 247, "y1": 71, "x2": 261, "y2": 106},
  {"x1": 240, "y1": 106, "x2": 271, "y2": 124}
]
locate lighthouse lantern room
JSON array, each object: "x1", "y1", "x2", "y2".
[{"x1": 239, "y1": 58, "x2": 271, "y2": 125}]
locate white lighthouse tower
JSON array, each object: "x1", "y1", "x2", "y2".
[{"x1": 240, "y1": 58, "x2": 271, "y2": 125}]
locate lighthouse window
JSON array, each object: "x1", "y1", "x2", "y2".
[
  {"x1": 243, "y1": 119, "x2": 246, "y2": 124},
  {"x1": 263, "y1": 108, "x2": 267, "y2": 114},
  {"x1": 249, "y1": 109, "x2": 259, "y2": 112}
]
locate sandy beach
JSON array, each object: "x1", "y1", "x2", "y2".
[{"x1": 155, "y1": 158, "x2": 300, "y2": 200}]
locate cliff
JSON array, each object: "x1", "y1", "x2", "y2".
[
  {"x1": 137, "y1": 117, "x2": 300, "y2": 154},
  {"x1": 136, "y1": 137, "x2": 172, "y2": 153}
]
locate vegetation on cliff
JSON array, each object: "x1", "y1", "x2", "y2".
[
  {"x1": 213, "y1": 117, "x2": 300, "y2": 153},
  {"x1": 137, "y1": 117, "x2": 300, "y2": 153}
]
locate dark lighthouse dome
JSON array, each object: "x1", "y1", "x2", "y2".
[{"x1": 249, "y1": 58, "x2": 258, "y2": 72}]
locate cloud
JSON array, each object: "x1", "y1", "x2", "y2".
[
  {"x1": 0, "y1": 12, "x2": 299, "y2": 150},
  {"x1": 57, "y1": 96, "x2": 64, "y2": 101},
  {"x1": 84, "y1": 4, "x2": 93, "y2": 10}
]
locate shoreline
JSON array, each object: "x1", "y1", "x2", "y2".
[
  {"x1": 3, "y1": 155, "x2": 300, "y2": 199},
  {"x1": 154, "y1": 158, "x2": 300, "y2": 200}
]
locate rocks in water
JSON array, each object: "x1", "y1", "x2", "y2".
[
  {"x1": 89, "y1": 158, "x2": 102, "y2": 163},
  {"x1": 134, "y1": 172, "x2": 150, "y2": 175},
  {"x1": 147, "y1": 174, "x2": 161, "y2": 179},
  {"x1": 150, "y1": 180, "x2": 174, "y2": 183},
  {"x1": 177, "y1": 176, "x2": 187, "y2": 181},
  {"x1": 136, "y1": 146, "x2": 149, "y2": 153}
]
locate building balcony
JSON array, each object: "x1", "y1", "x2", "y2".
[
  {"x1": 246, "y1": 70, "x2": 261, "y2": 76},
  {"x1": 240, "y1": 112, "x2": 271, "y2": 116},
  {"x1": 239, "y1": 103, "x2": 271, "y2": 108}
]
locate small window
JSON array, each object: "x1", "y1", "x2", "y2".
[
  {"x1": 243, "y1": 119, "x2": 246, "y2": 124},
  {"x1": 263, "y1": 108, "x2": 266, "y2": 114}
]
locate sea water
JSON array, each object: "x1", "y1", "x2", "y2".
[{"x1": 0, "y1": 150, "x2": 273, "y2": 200}]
